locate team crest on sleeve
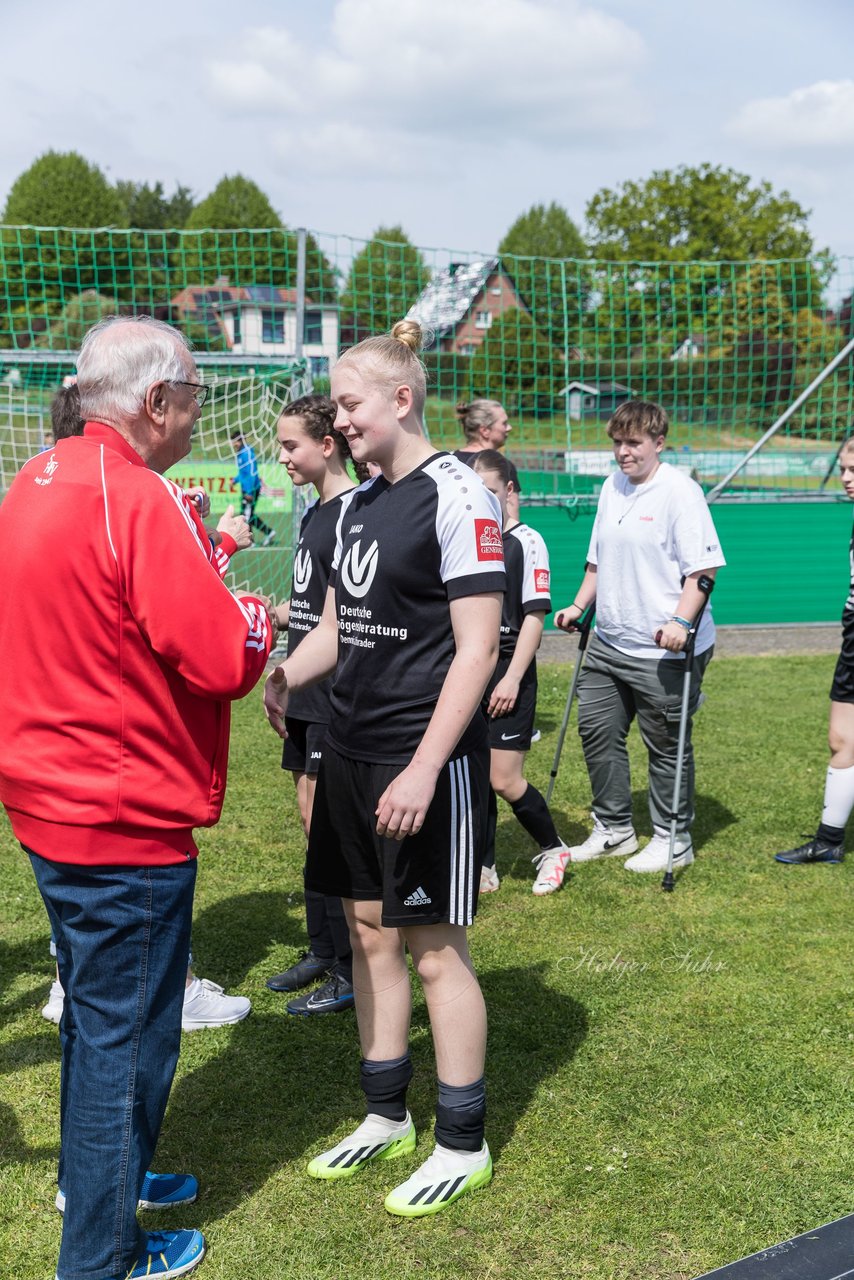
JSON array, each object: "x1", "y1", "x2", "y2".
[
  {"x1": 34, "y1": 453, "x2": 59, "y2": 486},
  {"x1": 293, "y1": 548, "x2": 312, "y2": 594},
  {"x1": 474, "y1": 519, "x2": 503, "y2": 562},
  {"x1": 534, "y1": 568, "x2": 550, "y2": 593},
  {"x1": 341, "y1": 538, "x2": 379, "y2": 598}
]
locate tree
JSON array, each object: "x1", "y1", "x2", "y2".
[
  {"x1": 466, "y1": 308, "x2": 563, "y2": 418},
  {"x1": 2, "y1": 151, "x2": 124, "y2": 227},
  {"x1": 339, "y1": 226, "x2": 430, "y2": 343},
  {"x1": 586, "y1": 164, "x2": 819, "y2": 263},
  {"x1": 36, "y1": 290, "x2": 119, "y2": 350},
  {"x1": 498, "y1": 202, "x2": 589, "y2": 349},
  {"x1": 176, "y1": 175, "x2": 336, "y2": 301},
  {"x1": 114, "y1": 181, "x2": 195, "y2": 229}
]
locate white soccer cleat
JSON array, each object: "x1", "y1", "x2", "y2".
[
  {"x1": 624, "y1": 833, "x2": 694, "y2": 873},
  {"x1": 384, "y1": 1141, "x2": 492, "y2": 1217},
  {"x1": 569, "y1": 815, "x2": 639, "y2": 862},
  {"x1": 479, "y1": 865, "x2": 500, "y2": 894},
  {"x1": 41, "y1": 979, "x2": 65, "y2": 1025},
  {"x1": 531, "y1": 842, "x2": 570, "y2": 895},
  {"x1": 307, "y1": 1112, "x2": 416, "y2": 1180}
]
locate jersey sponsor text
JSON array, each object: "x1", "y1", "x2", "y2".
[
  {"x1": 534, "y1": 568, "x2": 550, "y2": 593},
  {"x1": 475, "y1": 519, "x2": 503, "y2": 563}
]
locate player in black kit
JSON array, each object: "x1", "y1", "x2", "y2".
[
  {"x1": 264, "y1": 320, "x2": 504, "y2": 1217},
  {"x1": 472, "y1": 451, "x2": 570, "y2": 895},
  {"x1": 265, "y1": 395, "x2": 368, "y2": 1014}
]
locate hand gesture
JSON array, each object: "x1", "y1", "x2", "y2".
[
  {"x1": 217, "y1": 504, "x2": 253, "y2": 550},
  {"x1": 375, "y1": 761, "x2": 439, "y2": 841}
]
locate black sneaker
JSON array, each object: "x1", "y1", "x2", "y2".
[
  {"x1": 266, "y1": 951, "x2": 333, "y2": 992},
  {"x1": 286, "y1": 973, "x2": 355, "y2": 1016},
  {"x1": 775, "y1": 837, "x2": 844, "y2": 864}
]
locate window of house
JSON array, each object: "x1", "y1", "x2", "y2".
[
  {"x1": 304, "y1": 309, "x2": 323, "y2": 345},
  {"x1": 475, "y1": 311, "x2": 492, "y2": 330},
  {"x1": 262, "y1": 309, "x2": 285, "y2": 344},
  {"x1": 458, "y1": 342, "x2": 476, "y2": 356},
  {"x1": 232, "y1": 309, "x2": 241, "y2": 344},
  {"x1": 491, "y1": 286, "x2": 502, "y2": 296}
]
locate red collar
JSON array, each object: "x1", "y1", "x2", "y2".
[{"x1": 83, "y1": 422, "x2": 147, "y2": 468}]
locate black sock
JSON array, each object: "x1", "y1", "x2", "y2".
[
  {"x1": 482, "y1": 788, "x2": 498, "y2": 870},
  {"x1": 816, "y1": 822, "x2": 845, "y2": 845},
  {"x1": 360, "y1": 1054, "x2": 412, "y2": 1122},
  {"x1": 435, "y1": 1077, "x2": 486, "y2": 1152},
  {"x1": 509, "y1": 784, "x2": 560, "y2": 850},
  {"x1": 304, "y1": 888, "x2": 335, "y2": 962}
]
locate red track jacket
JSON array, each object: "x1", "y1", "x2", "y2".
[{"x1": 0, "y1": 423, "x2": 272, "y2": 866}]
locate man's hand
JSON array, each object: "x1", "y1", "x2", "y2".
[
  {"x1": 487, "y1": 673, "x2": 520, "y2": 718},
  {"x1": 217, "y1": 504, "x2": 253, "y2": 550},
  {"x1": 263, "y1": 667, "x2": 289, "y2": 737},
  {"x1": 655, "y1": 621, "x2": 689, "y2": 653},
  {"x1": 187, "y1": 486, "x2": 211, "y2": 518},
  {"x1": 375, "y1": 761, "x2": 440, "y2": 841}
]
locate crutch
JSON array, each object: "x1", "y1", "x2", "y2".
[
  {"x1": 657, "y1": 574, "x2": 714, "y2": 893},
  {"x1": 546, "y1": 602, "x2": 595, "y2": 806}
]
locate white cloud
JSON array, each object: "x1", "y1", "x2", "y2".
[
  {"x1": 207, "y1": 0, "x2": 650, "y2": 177},
  {"x1": 727, "y1": 80, "x2": 854, "y2": 150}
]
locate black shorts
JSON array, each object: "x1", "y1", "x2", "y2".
[
  {"x1": 305, "y1": 742, "x2": 490, "y2": 927},
  {"x1": 831, "y1": 611, "x2": 854, "y2": 703},
  {"x1": 485, "y1": 660, "x2": 537, "y2": 752},
  {"x1": 281, "y1": 718, "x2": 327, "y2": 776}
]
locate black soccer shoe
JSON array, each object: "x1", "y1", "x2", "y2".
[
  {"x1": 774, "y1": 837, "x2": 844, "y2": 865},
  {"x1": 286, "y1": 973, "x2": 355, "y2": 1016},
  {"x1": 266, "y1": 951, "x2": 333, "y2": 992}
]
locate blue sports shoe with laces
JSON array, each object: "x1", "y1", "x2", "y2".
[
  {"x1": 56, "y1": 1171, "x2": 198, "y2": 1214},
  {"x1": 54, "y1": 1230, "x2": 205, "y2": 1280}
]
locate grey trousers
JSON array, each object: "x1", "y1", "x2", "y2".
[{"x1": 576, "y1": 635, "x2": 713, "y2": 834}]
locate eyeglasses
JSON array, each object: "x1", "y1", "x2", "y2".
[{"x1": 170, "y1": 381, "x2": 210, "y2": 407}]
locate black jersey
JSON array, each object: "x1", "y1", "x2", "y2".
[
  {"x1": 286, "y1": 489, "x2": 356, "y2": 722},
  {"x1": 845, "y1": 519, "x2": 854, "y2": 620},
  {"x1": 499, "y1": 523, "x2": 552, "y2": 660},
  {"x1": 327, "y1": 453, "x2": 505, "y2": 764},
  {"x1": 453, "y1": 449, "x2": 521, "y2": 492}
]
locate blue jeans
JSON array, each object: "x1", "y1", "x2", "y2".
[{"x1": 28, "y1": 849, "x2": 196, "y2": 1280}]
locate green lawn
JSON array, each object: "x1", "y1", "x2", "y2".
[{"x1": 1, "y1": 654, "x2": 852, "y2": 1280}]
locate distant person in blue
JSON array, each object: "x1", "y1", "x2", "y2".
[{"x1": 230, "y1": 430, "x2": 276, "y2": 546}]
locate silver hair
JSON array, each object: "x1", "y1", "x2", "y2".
[{"x1": 76, "y1": 316, "x2": 193, "y2": 422}]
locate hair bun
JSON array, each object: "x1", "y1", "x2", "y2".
[{"x1": 390, "y1": 319, "x2": 422, "y2": 353}]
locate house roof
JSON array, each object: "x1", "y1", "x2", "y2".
[
  {"x1": 171, "y1": 285, "x2": 320, "y2": 313},
  {"x1": 405, "y1": 258, "x2": 501, "y2": 342},
  {"x1": 559, "y1": 380, "x2": 634, "y2": 396}
]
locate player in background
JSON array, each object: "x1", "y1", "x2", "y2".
[
  {"x1": 775, "y1": 437, "x2": 854, "y2": 864},
  {"x1": 264, "y1": 395, "x2": 368, "y2": 1014},
  {"x1": 264, "y1": 320, "x2": 503, "y2": 1217},
  {"x1": 231, "y1": 429, "x2": 276, "y2": 546},
  {"x1": 471, "y1": 451, "x2": 569, "y2": 895}
]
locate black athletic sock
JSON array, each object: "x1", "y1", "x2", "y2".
[
  {"x1": 360, "y1": 1054, "x2": 412, "y2": 1122},
  {"x1": 816, "y1": 822, "x2": 845, "y2": 845},
  {"x1": 304, "y1": 887, "x2": 336, "y2": 962},
  {"x1": 324, "y1": 895, "x2": 353, "y2": 980},
  {"x1": 482, "y1": 787, "x2": 498, "y2": 870},
  {"x1": 509, "y1": 784, "x2": 561, "y2": 850},
  {"x1": 434, "y1": 1077, "x2": 486, "y2": 1152}
]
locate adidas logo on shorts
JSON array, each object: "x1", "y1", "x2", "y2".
[{"x1": 404, "y1": 887, "x2": 432, "y2": 907}]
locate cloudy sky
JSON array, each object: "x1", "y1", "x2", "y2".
[{"x1": 3, "y1": 0, "x2": 854, "y2": 289}]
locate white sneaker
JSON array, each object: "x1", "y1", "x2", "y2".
[
  {"x1": 307, "y1": 1112, "x2": 416, "y2": 1179},
  {"x1": 181, "y1": 977, "x2": 251, "y2": 1031},
  {"x1": 569, "y1": 815, "x2": 638, "y2": 862},
  {"x1": 479, "y1": 865, "x2": 500, "y2": 894},
  {"x1": 531, "y1": 842, "x2": 570, "y2": 895},
  {"x1": 624, "y1": 833, "x2": 694, "y2": 873},
  {"x1": 384, "y1": 1141, "x2": 492, "y2": 1217},
  {"x1": 41, "y1": 979, "x2": 64, "y2": 1025}
]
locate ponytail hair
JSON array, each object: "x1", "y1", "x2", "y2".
[
  {"x1": 279, "y1": 393, "x2": 370, "y2": 484},
  {"x1": 455, "y1": 399, "x2": 503, "y2": 444},
  {"x1": 335, "y1": 319, "x2": 427, "y2": 416}
]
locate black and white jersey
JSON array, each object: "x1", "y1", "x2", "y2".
[
  {"x1": 286, "y1": 489, "x2": 356, "y2": 722},
  {"x1": 327, "y1": 453, "x2": 505, "y2": 764},
  {"x1": 845, "y1": 519, "x2": 854, "y2": 620},
  {"x1": 453, "y1": 449, "x2": 521, "y2": 492},
  {"x1": 499, "y1": 523, "x2": 552, "y2": 660}
]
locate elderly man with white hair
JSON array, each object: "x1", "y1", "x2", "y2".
[{"x1": 0, "y1": 316, "x2": 273, "y2": 1280}]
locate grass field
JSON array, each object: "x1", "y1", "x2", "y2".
[{"x1": 1, "y1": 653, "x2": 853, "y2": 1280}]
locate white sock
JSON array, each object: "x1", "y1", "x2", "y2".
[{"x1": 821, "y1": 764, "x2": 854, "y2": 829}]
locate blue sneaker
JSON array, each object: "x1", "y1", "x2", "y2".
[
  {"x1": 120, "y1": 1229, "x2": 205, "y2": 1279},
  {"x1": 56, "y1": 1171, "x2": 198, "y2": 1214}
]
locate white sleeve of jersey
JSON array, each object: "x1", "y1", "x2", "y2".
[
  {"x1": 671, "y1": 488, "x2": 726, "y2": 576},
  {"x1": 518, "y1": 526, "x2": 552, "y2": 614},
  {"x1": 428, "y1": 459, "x2": 506, "y2": 594}
]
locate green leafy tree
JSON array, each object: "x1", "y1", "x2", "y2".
[
  {"x1": 175, "y1": 175, "x2": 336, "y2": 302},
  {"x1": 339, "y1": 226, "x2": 430, "y2": 343},
  {"x1": 114, "y1": 181, "x2": 195, "y2": 229},
  {"x1": 0, "y1": 152, "x2": 129, "y2": 349},
  {"x1": 466, "y1": 307, "x2": 563, "y2": 418},
  {"x1": 36, "y1": 290, "x2": 119, "y2": 350},
  {"x1": 498, "y1": 202, "x2": 589, "y2": 349}
]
